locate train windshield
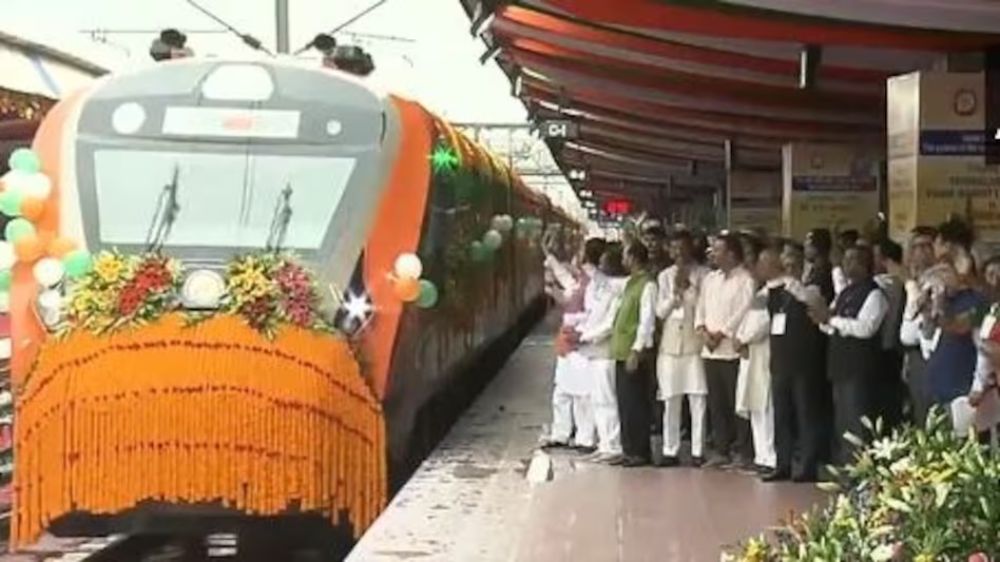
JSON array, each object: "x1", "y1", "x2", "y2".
[{"x1": 92, "y1": 149, "x2": 356, "y2": 249}]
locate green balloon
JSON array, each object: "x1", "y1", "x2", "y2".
[
  {"x1": 0, "y1": 271, "x2": 10, "y2": 291},
  {"x1": 416, "y1": 280, "x2": 439, "y2": 309},
  {"x1": 4, "y1": 218, "x2": 34, "y2": 242},
  {"x1": 8, "y1": 148, "x2": 40, "y2": 174},
  {"x1": 0, "y1": 191, "x2": 23, "y2": 217},
  {"x1": 469, "y1": 240, "x2": 490, "y2": 263},
  {"x1": 63, "y1": 250, "x2": 94, "y2": 279}
]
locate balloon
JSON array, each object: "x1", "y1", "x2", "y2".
[
  {"x1": 469, "y1": 240, "x2": 491, "y2": 262},
  {"x1": 0, "y1": 242, "x2": 13, "y2": 270},
  {"x1": 416, "y1": 280, "x2": 439, "y2": 309},
  {"x1": 33, "y1": 257, "x2": 64, "y2": 287},
  {"x1": 5, "y1": 218, "x2": 35, "y2": 242},
  {"x1": 482, "y1": 229, "x2": 503, "y2": 251},
  {"x1": 0, "y1": 271, "x2": 10, "y2": 291},
  {"x1": 16, "y1": 173, "x2": 52, "y2": 199},
  {"x1": 19, "y1": 197, "x2": 45, "y2": 221},
  {"x1": 48, "y1": 236, "x2": 77, "y2": 258},
  {"x1": 64, "y1": 250, "x2": 94, "y2": 279},
  {"x1": 393, "y1": 277, "x2": 421, "y2": 302},
  {"x1": 498, "y1": 214, "x2": 514, "y2": 232},
  {"x1": 393, "y1": 253, "x2": 423, "y2": 280},
  {"x1": 14, "y1": 235, "x2": 44, "y2": 263},
  {"x1": 8, "y1": 148, "x2": 40, "y2": 174},
  {"x1": 0, "y1": 291, "x2": 9, "y2": 314},
  {"x1": 0, "y1": 191, "x2": 22, "y2": 217},
  {"x1": 0, "y1": 170, "x2": 27, "y2": 192}
]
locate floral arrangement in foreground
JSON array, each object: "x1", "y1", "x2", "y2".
[
  {"x1": 66, "y1": 251, "x2": 334, "y2": 338},
  {"x1": 727, "y1": 413, "x2": 1000, "y2": 562}
]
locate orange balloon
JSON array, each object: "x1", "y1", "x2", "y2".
[
  {"x1": 393, "y1": 277, "x2": 421, "y2": 302},
  {"x1": 20, "y1": 197, "x2": 45, "y2": 221},
  {"x1": 14, "y1": 235, "x2": 45, "y2": 263},
  {"x1": 48, "y1": 236, "x2": 77, "y2": 258}
]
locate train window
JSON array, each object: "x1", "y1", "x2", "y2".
[{"x1": 91, "y1": 149, "x2": 356, "y2": 250}]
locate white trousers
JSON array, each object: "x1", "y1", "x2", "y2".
[
  {"x1": 551, "y1": 389, "x2": 596, "y2": 447},
  {"x1": 662, "y1": 394, "x2": 706, "y2": 458},
  {"x1": 749, "y1": 399, "x2": 776, "y2": 469},
  {"x1": 589, "y1": 358, "x2": 622, "y2": 454}
]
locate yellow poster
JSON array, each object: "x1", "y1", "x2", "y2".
[
  {"x1": 782, "y1": 142, "x2": 880, "y2": 241},
  {"x1": 728, "y1": 170, "x2": 781, "y2": 233},
  {"x1": 908, "y1": 71, "x2": 1000, "y2": 244}
]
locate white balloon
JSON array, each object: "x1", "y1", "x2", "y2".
[
  {"x1": 500, "y1": 215, "x2": 515, "y2": 232},
  {"x1": 0, "y1": 170, "x2": 29, "y2": 192},
  {"x1": 0, "y1": 242, "x2": 14, "y2": 270},
  {"x1": 33, "y1": 257, "x2": 65, "y2": 287},
  {"x1": 393, "y1": 253, "x2": 423, "y2": 279},
  {"x1": 16, "y1": 173, "x2": 52, "y2": 199}
]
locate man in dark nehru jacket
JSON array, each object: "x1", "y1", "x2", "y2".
[
  {"x1": 763, "y1": 242, "x2": 829, "y2": 482},
  {"x1": 809, "y1": 245, "x2": 888, "y2": 466}
]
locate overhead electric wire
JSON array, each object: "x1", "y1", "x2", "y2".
[
  {"x1": 294, "y1": 0, "x2": 392, "y2": 54},
  {"x1": 185, "y1": 0, "x2": 273, "y2": 56}
]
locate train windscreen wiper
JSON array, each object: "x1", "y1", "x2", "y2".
[
  {"x1": 265, "y1": 182, "x2": 294, "y2": 254},
  {"x1": 145, "y1": 164, "x2": 181, "y2": 253}
]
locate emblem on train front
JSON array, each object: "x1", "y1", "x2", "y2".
[{"x1": 954, "y1": 88, "x2": 977, "y2": 116}]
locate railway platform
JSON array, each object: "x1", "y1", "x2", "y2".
[{"x1": 347, "y1": 319, "x2": 826, "y2": 562}]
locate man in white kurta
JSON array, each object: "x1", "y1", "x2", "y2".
[
  {"x1": 655, "y1": 232, "x2": 709, "y2": 466},
  {"x1": 542, "y1": 245, "x2": 598, "y2": 450},
  {"x1": 734, "y1": 248, "x2": 779, "y2": 471},
  {"x1": 573, "y1": 260, "x2": 628, "y2": 462}
]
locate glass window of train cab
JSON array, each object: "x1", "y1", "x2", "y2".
[{"x1": 91, "y1": 150, "x2": 357, "y2": 250}]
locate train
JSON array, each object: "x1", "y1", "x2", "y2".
[{"x1": 4, "y1": 57, "x2": 580, "y2": 555}]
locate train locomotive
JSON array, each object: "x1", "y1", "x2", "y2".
[{"x1": 3, "y1": 58, "x2": 578, "y2": 552}]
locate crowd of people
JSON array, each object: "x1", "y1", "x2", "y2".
[{"x1": 540, "y1": 217, "x2": 1000, "y2": 481}]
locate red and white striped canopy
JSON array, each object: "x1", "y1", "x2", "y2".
[{"x1": 463, "y1": 0, "x2": 1000, "y2": 207}]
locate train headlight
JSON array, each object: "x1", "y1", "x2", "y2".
[
  {"x1": 112, "y1": 102, "x2": 146, "y2": 135},
  {"x1": 181, "y1": 269, "x2": 226, "y2": 310}
]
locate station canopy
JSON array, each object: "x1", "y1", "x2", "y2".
[{"x1": 459, "y1": 0, "x2": 1000, "y2": 216}]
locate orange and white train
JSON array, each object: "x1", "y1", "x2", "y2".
[{"x1": 8, "y1": 58, "x2": 578, "y2": 551}]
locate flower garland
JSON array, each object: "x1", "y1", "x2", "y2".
[
  {"x1": 66, "y1": 252, "x2": 182, "y2": 334},
  {"x1": 66, "y1": 251, "x2": 333, "y2": 338},
  {"x1": 224, "y1": 253, "x2": 331, "y2": 338}
]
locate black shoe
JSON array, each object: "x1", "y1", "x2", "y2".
[
  {"x1": 689, "y1": 456, "x2": 705, "y2": 468},
  {"x1": 540, "y1": 439, "x2": 571, "y2": 450},
  {"x1": 657, "y1": 455, "x2": 680, "y2": 467},
  {"x1": 761, "y1": 470, "x2": 791, "y2": 483},
  {"x1": 574, "y1": 445, "x2": 598, "y2": 454},
  {"x1": 621, "y1": 455, "x2": 649, "y2": 468},
  {"x1": 704, "y1": 454, "x2": 730, "y2": 468},
  {"x1": 753, "y1": 464, "x2": 773, "y2": 475}
]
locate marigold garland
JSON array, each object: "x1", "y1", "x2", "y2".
[{"x1": 12, "y1": 313, "x2": 386, "y2": 547}]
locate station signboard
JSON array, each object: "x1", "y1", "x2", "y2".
[
  {"x1": 888, "y1": 71, "x2": 1000, "y2": 246},
  {"x1": 728, "y1": 169, "x2": 781, "y2": 234},
  {"x1": 782, "y1": 142, "x2": 880, "y2": 241}
]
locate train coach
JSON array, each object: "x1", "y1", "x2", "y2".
[{"x1": 0, "y1": 57, "x2": 579, "y2": 553}]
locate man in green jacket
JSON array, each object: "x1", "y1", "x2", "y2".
[{"x1": 611, "y1": 244, "x2": 659, "y2": 467}]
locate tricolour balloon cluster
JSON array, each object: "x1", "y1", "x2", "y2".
[
  {"x1": 0, "y1": 148, "x2": 93, "y2": 306},
  {"x1": 392, "y1": 253, "x2": 438, "y2": 309},
  {"x1": 469, "y1": 214, "x2": 514, "y2": 263}
]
